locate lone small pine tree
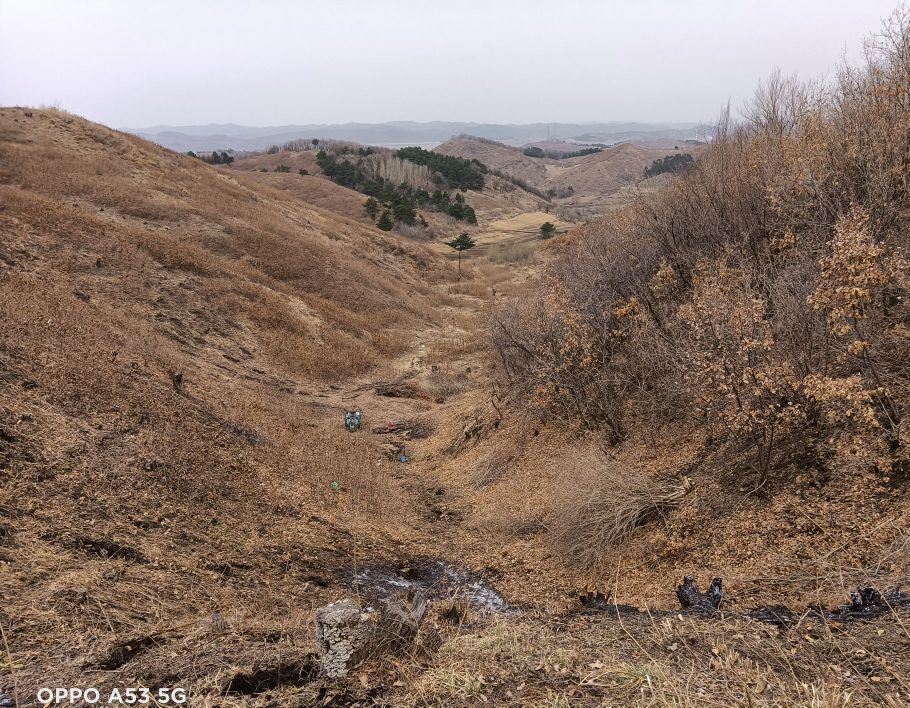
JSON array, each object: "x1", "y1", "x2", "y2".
[
  {"x1": 539, "y1": 221, "x2": 556, "y2": 239},
  {"x1": 377, "y1": 210, "x2": 394, "y2": 231},
  {"x1": 446, "y1": 231, "x2": 476, "y2": 276}
]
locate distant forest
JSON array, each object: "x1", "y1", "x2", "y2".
[
  {"x1": 522, "y1": 146, "x2": 604, "y2": 159},
  {"x1": 644, "y1": 153, "x2": 695, "y2": 178},
  {"x1": 315, "y1": 149, "x2": 479, "y2": 229}
]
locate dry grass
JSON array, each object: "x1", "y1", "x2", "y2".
[
  {"x1": 0, "y1": 108, "x2": 443, "y2": 382},
  {"x1": 471, "y1": 448, "x2": 512, "y2": 488},
  {"x1": 436, "y1": 136, "x2": 686, "y2": 219},
  {"x1": 549, "y1": 449, "x2": 689, "y2": 571},
  {"x1": 423, "y1": 367, "x2": 473, "y2": 399},
  {"x1": 444, "y1": 279, "x2": 491, "y2": 299},
  {"x1": 3, "y1": 103, "x2": 909, "y2": 708},
  {"x1": 403, "y1": 610, "x2": 906, "y2": 707},
  {"x1": 487, "y1": 241, "x2": 536, "y2": 264},
  {"x1": 0, "y1": 107, "x2": 440, "y2": 703}
]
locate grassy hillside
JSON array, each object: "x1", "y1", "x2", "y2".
[
  {"x1": 5, "y1": 14, "x2": 910, "y2": 698},
  {"x1": 233, "y1": 145, "x2": 545, "y2": 237},
  {"x1": 232, "y1": 149, "x2": 376, "y2": 224},
  {"x1": 0, "y1": 107, "x2": 458, "y2": 699},
  {"x1": 0, "y1": 109, "x2": 442, "y2": 377},
  {"x1": 435, "y1": 135, "x2": 549, "y2": 190},
  {"x1": 436, "y1": 135, "x2": 697, "y2": 220}
]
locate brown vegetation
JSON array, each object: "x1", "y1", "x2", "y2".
[
  {"x1": 0, "y1": 107, "x2": 450, "y2": 703},
  {"x1": 494, "y1": 16, "x2": 910, "y2": 492},
  {"x1": 549, "y1": 450, "x2": 689, "y2": 571},
  {"x1": 436, "y1": 135, "x2": 695, "y2": 219}
]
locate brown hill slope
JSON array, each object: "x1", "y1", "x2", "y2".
[
  {"x1": 1, "y1": 108, "x2": 906, "y2": 707},
  {"x1": 547, "y1": 142, "x2": 673, "y2": 199},
  {"x1": 233, "y1": 146, "x2": 544, "y2": 234},
  {"x1": 435, "y1": 135, "x2": 549, "y2": 187},
  {"x1": 437, "y1": 135, "x2": 700, "y2": 219},
  {"x1": 0, "y1": 107, "x2": 454, "y2": 697},
  {"x1": 232, "y1": 150, "x2": 375, "y2": 224},
  {"x1": 0, "y1": 109, "x2": 441, "y2": 378}
]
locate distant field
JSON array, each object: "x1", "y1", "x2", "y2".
[{"x1": 486, "y1": 211, "x2": 570, "y2": 233}]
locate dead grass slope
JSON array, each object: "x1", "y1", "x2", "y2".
[
  {"x1": 436, "y1": 136, "x2": 695, "y2": 219},
  {"x1": 233, "y1": 150, "x2": 376, "y2": 225},
  {"x1": 435, "y1": 136, "x2": 550, "y2": 188},
  {"x1": 0, "y1": 108, "x2": 446, "y2": 378},
  {"x1": 0, "y1": 107, "x2": 450, "y2": 700},
  {"x1": 547, "y1": 142, "x2": 687, "y2": 203}
]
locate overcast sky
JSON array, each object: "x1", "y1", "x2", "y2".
[{"x1": 0, "y1": 0, "x2": 901, "y2": 128}]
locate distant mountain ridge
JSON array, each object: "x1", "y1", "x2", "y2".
[{"x1": 125, "y1": 121, "x2": 705, "y2": 152}]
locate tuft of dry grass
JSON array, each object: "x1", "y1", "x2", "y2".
[
  {"x1": 423, "y1": 367, "x2": 472, "y2": 400},
  {"x1": 402, "y1": 609, "x2": 907, "y2": 707},
  {"x1": 471, "y1": 448, "x2": 513, "y2": 488},
  {"x1": 549, "y1": 449, "x2": 689, "y2": 571}
]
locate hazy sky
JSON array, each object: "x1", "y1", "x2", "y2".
[{"x1": 0, "y1": 0, "x2": 901, "y2": 128}]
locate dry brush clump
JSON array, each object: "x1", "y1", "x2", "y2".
[
  {"x1": 493, "y1": 11, "x2": 910, "y2": 486},
  {"x1": 487, "y1": 241, "x2": 536, "y2": 265},
  {"x1": 549, "y1": 451, "x2": 689, "y2": 571}
]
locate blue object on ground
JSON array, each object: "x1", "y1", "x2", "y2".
[{"x1": 344, "y1": 409, "x2": 362, "y2": 432}]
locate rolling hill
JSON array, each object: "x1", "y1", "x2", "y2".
[
  {"x1": 2, "y1": 106, "x2": 906, "y2": 707},
  {"x1": 435, "y1": 135, "x2": 696, "y2": 218},
  {"x1": 127, "y1": 121, "x2": 704, "y2": 153},
  {"x1": 230, "y1": 146, "x2": 544, "y2": 232},
  {"x1": 0, "y1": 107, "x2": 458, "y2": 698}
]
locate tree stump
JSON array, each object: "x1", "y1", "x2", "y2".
[{"x1": 315, "y1": 600, "x2": 375, "y2": 678}]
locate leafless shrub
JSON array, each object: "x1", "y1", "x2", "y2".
[
  {"x1": 394, "y1": 222, "x2": 428, "y2": 239},
  {"x1": 494, "y1": 10, "x2": 910, "y2": 477}
]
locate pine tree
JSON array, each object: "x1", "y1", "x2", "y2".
[
  {"x1": 364, "y1": 197, "x2": 380, "y2": 220},
  {"x1": 446, "y1": 232, "x2": 476, "y2": 276},
  {"x1": 539, "y1": 221, "x2": 557, "y2": 239},
  {"x1": 377, "y1": 210, "x2": 394, "y2": 231},
  {"x1": 393, "y1": 198, "x2": 417, "y2": 225}
]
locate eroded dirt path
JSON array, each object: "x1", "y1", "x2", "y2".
[{"x1": 298, "y1": 214, "x2": 547, "y2": 609}]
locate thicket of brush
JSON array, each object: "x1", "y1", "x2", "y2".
[{"x1": 494, "y1": 12, "x2": 910, "y2": 480}]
